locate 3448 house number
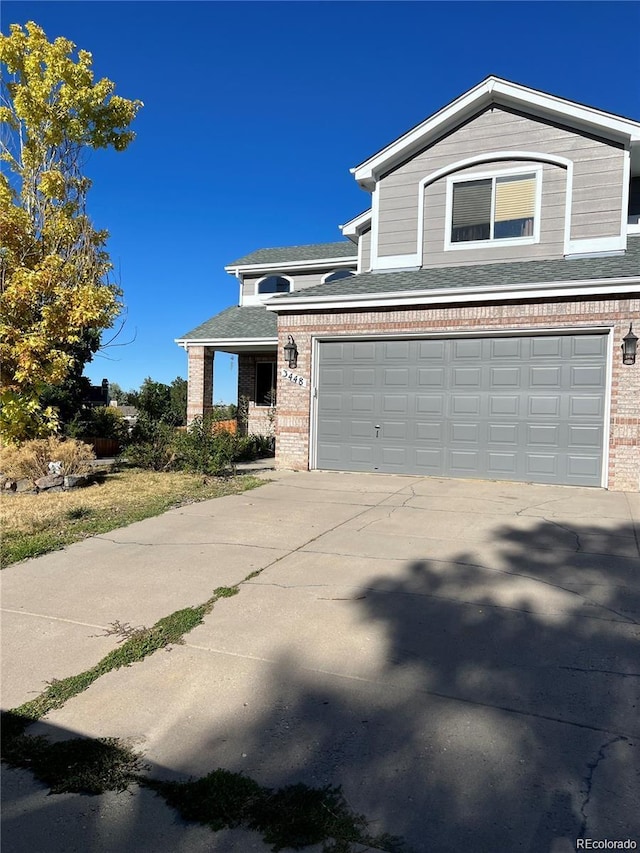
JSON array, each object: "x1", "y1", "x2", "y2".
[{"x1": 281, "y1": 368, "x2": 307, "y2": 387}]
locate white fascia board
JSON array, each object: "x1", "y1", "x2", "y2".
[
  {"x1": 265, "y1": 276, "x2": 640, "y2": 313},
  {"x1": 340, "y1": 209, "x2": 373, "y2": 238},
  {"x1": 175, "y1": 337, "x2": 277, "y2": 350},
  {"x1": 352, "y1": 77, "x2": 640, "y2": 185},
  {"x1": 225, "y1": 256, "x2": 357, "y2": 276}
]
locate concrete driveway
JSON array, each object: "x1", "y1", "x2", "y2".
[{"x1": 2, "y1": 470, "x2": 640, "y2": 852}]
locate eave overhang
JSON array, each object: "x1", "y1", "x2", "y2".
[
  {"x1": 266, "y1": 276, "x2": 640, "y2": 313},
  {"x1": 352, "y1": 77, "x2": 640, "y2": 190},
  {"x1": 339, "y1": 209, "x2": 373, "y2": 240},
  {"x1": 225, "y1": 256, "x2": 357, "y2": 277},
  {"x1": 175, "y1": 336, "x2": 278, "y2": 354}
]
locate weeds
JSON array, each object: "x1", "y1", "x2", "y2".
[
  {"x1": 65, "y1": 505, "x2": 93, "y2": 520},
  {"x1": 2, "y1": 731, "x2": 142, "y2": 794},
  {"x1": 0, "y1": 437, "x2": 95, "y2": 480},
  {"x1": 1, "y1": 470, "x2": 264, "y2": 568}
]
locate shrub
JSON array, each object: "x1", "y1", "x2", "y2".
[
  {"x1": 0, "y1": 437, "x2": 95, "y2": 480},
  {"x1": 66, "y1": 407, "x2": 129, "y2": 443},
  {"x1": 123, "y1": 422, "x2": 176, "y2": 471},
  {"x1": 173, "y1": 416, "x2": 238, "y2": 476}
]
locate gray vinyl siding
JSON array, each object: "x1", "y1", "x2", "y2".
[
  {"x1": 360, "y1": 228, "x2": 371, "y2": 272},
  {"x1": 376, "y1": 106, "x2": 625, "y2": 261},
  {"x1": 422, "y1": 160, "x2": 566, "y2": 267}
]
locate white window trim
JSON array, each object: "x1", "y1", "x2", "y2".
[
  {"x1": 321, "y1": 269, "x2": 356, "y2": 284},
  {"x1": 242, "y1": 274, "x2": 295, "y2": 306},
  {"x1": 443, "y1": 164, "x2": 543, "y2": 252}
]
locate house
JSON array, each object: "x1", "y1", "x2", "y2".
[
  {"x1": 176, "y1": 77, "x2": 640, "y2": 491},
  {"x1": 84, "y1": 378, "x2": 110, "y2": 408}
]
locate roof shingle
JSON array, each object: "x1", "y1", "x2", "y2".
[
  {"x1": 226, "y1": 242, "x2": 356, "y2": 267},
  {"x1": 178, "y1": 306, "x2": 277, "y2": 341},
  {"x1": 273, "y1": 238, "x2": 640, "y2": 301}
]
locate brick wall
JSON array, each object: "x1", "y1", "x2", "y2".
[
  {"x1": 237, "y1": 352, "x2": 277, "y2": 436},
  {"x1": 187, "y1": 346, "x2": 214, "y2": 423},
  {"x1": 275, "y1": 296, "x2": 640, "y2": 491}
]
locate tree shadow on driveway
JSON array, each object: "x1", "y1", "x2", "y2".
[{"x1": 188, "y1": 517, "x2": 640, "y2": 852}]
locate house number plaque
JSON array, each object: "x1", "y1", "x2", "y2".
[{"x1": 281, "y1": 369, "x2": 307, "y2": 387}]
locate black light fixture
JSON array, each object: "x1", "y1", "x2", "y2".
[
  {"x1": 622, "y1": 323, "x2": 638, "y2": 365},
  {"x1": 284, "y1": 335, "x2": 298, "y2": 369}
]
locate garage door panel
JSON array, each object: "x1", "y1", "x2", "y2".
[
  {"x1": 491, "y1": 338, "x2": 522, "y2": 358},
  {"x1": 490, "y1": 395, "x2": 520, "y2": 415},
  {"x1": 416, "y1": 422, "x2": 443, "y2": 441},
  {"x1": 572, "y1": 366, "x2": 605, "y2": 386},
  {"x1": 384, "y1": 368, "x2": 409, "y2": 385},
  {"x1": 570, "y1": 396, "x2": 603, "y2": 417},
  {"x1": 526, "y1": 454, "x2": 558, "y2": 475},
  {"x1": 352, "y1": 395, "x2": 375, "y2": 413},
  {"x1": 451, "y1": 423, "x2": 479, "y2": 442},
  {"x1": 382, "y1": 421, "x2": 409, "y2": 440},
  {"x1": 450, "y1": 450, "x2": 481, "y2": 472},
  {"x1": 568, "y1": 456, "x2": 600, "y2": 477},
  {"x1": 531, "y1": 366, "x2": 561, "y2": 386},
  {"x1": 316, "y1": 334, "x2": 606, "y2": 486},
  {"x1": 450, "y1": 395, "x2": 480, "y2": 415},
  {"x1": 417, "y1": 395, "x2": 444, "y2": 414},
  {"x1": 572, "y1": 335, "x2": 606, "y2": 356},
  {"x1": 529, "y1": 396, "x2": 560, "y2": 416},
  {"x1": 418, "y1": 368, "x2": 445, "y2": 386},
  {"x1": 353, "y1": 369, "x2": 376, "y2": 386},
  {"x1": 383, "y1": 395, "x2": 408, "y2": 413},
  {"x1": 454, "y1": 339, "x2": 483, "y2": 359},
  {"x1": 488, "y1": 453, "x2": 519, "y2": 473},
  {"x1": 416, "y1": 448, "x2": 443, "y2": 471},
  {"x1": 528, "y1": 424, "x2": 560, "y2": 445},
  {"x1": 350, "y1": 421, "x2": 372, "y2": 438},
  {"x1": 488, "y1": 423, "x2": 518, "y2": 444},
  {"x1": 491, "y1": 367, "x2": 521, "y2": 387},
  {"x1": 569, "y1": 426, "x2": 602, "y2": 447}
]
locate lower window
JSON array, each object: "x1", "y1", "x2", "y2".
[{"x1": 255, "y1": 362, "x2": 276, "y2": 406}]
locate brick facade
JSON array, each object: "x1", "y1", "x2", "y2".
[
  {"x1": 237, "y1": 352, "x2": 277, "y2": 437},
  {"x1": 186, "y1": 346, "x2": 214, "y2": 423},
  {"x1": 275, "y1": 296, "x2": 640, "y2": 491}
]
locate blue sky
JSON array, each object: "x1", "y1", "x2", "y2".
[{"x1": 4, "y1": 1, "x2": 640, "y2": 402}]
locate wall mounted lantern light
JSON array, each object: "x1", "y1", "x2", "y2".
[
  {"x1": 622, "y1": 324, "x2": 638, "y2": 365},
  {"x1": 284, "y1": 335, "x2": 298, "y2": 369}
]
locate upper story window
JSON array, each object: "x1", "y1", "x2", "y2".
[
  {"x1": 447, "y1": 169, "x2": 540, "y2": 249},
  {"x1": 258, "y1": 275, "x2": 291, "y2": 294},
  {"x1": 322, "y1": 269, "x2": 355, "y2": 284}
]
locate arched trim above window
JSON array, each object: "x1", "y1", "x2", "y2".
[
  {"x1": 321, "y1": 269, "x2": 355, "y2": 284},
  {"x1": 256, "y1": 275, "x2": 293, "y2": 295}
]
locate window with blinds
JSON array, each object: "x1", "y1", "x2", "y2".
[{"x1": 450, "y1": 172, "x2": 537, "y2": 244}]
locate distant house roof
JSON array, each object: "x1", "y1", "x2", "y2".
[
  {"x1": 270, "y1": 237, "x2": 640, "y2": 303},
  {"x1": 177, "y1": 306, "x2": 277, "y2": 342},
  {"x1": 226, "y1": 242, "x2": 357, "y2": 268}
]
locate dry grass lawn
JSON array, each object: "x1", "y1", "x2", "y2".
[{"x1": 1, "y1": 468, "x2": 263, "y2": 567}]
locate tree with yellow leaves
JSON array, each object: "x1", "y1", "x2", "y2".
[{"x1": 0, "y1": 21, "x2": 142, "y2": 442}]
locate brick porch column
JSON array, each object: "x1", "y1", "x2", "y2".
[{"x1": 187, "y1": 346, "x2": 214, "y2": 423}]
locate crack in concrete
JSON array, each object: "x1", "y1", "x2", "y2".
[
  {"x1": 91, "y1": 536, "x2": 285, "y2": 551},
  {"x1": 299, "y1": 548, "x2": 640, "y2": 626},
  {"x1": 578, "y1": 735, "x2": 629, "y2": 839},
  {"x1": 0, "y1": 608, "x2": 108, "y2": 631},
  {"x1": 182, "y1": 641, "x2": 636, "y2": 740},
  {"x1": 544, "y1": 519, "x2": 583, "y2": 552},
  {"x1": 559, "y1": 665, "x2": 640, "y2": 678}
]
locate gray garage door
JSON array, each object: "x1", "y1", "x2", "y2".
[{"x1": 315, "y1": 334, "x2": 607, "y2": 486}]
